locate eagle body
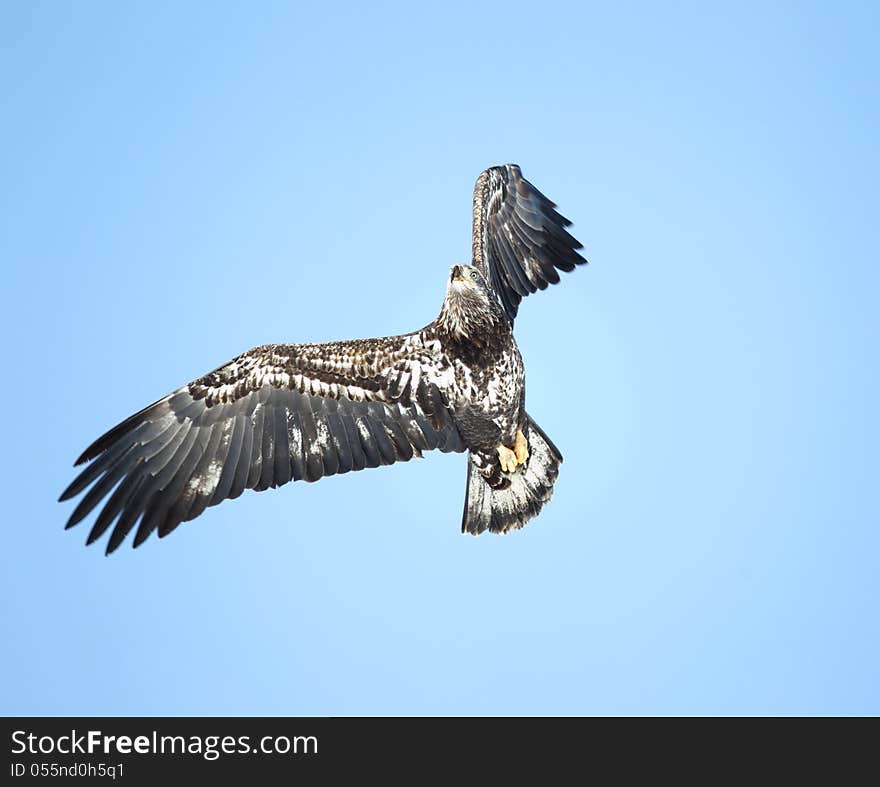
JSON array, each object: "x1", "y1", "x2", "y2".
[
  {"x1": 446, "y1": 337, "x2": 524, "y2": 461},
  {"x1": 435, "y1": 268, "x2": 526, "y2": 489},
  {"x1": 61, "y1": 164, "x2": 587, "y2": 552}
]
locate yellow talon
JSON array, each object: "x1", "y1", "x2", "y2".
[
  {"x1": 497, "y1": 430, "x2": 529, "y2": 473},
  {"x1": 497, "y1": 444, "x2": 518, "y2": 473},
  {"x1": 514, "y1": 429, "x2": 529, "y2": 465}
]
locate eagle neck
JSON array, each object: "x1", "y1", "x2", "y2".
[{"x1": 435, "y1": 308, "x2": 511, "y2": 363}]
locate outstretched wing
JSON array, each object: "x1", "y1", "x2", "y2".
[
  {"x1": 472, "y1": 164, "x2": 587, "y2": 321},
  {"x1": 60, "y1": 335, "x2": 464, "y2": 553}
]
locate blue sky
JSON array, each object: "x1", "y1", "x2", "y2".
[{"x1": 2, "y1": 1, "x2": 878, "y2": 714}]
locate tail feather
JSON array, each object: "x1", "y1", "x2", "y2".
[{"x1": 461, "y1": 414, "x2": 562, "y2": 535}]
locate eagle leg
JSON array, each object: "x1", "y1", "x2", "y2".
[
  {"x1": 497, "y1": 430, "x2": 529, "y2": 474},
  {"x1": 497, "y1": 444, "x2": 518, "y2": 473},
  {"x1": 514, "y1": 429, "x2": 529, "y2": 466}
]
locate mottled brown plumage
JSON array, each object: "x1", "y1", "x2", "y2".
[{"x1": 60, "y1": 164, "x2": 586, "y2": 552}]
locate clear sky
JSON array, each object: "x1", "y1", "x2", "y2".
[{"x1": 2, "y1": 1, "x2": 878, "y2": 715}]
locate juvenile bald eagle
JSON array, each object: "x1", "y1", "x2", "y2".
[{"x1": 60, "y1": 164, "x2": 587, "y2": 553}]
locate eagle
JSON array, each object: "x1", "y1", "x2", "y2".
[{"x1": 60, "y1": 164, "x2": 587, "y2": 553}]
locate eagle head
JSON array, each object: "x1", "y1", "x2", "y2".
[{"x1": 438, "y1": 264, "x2": 508, "y2": 342}]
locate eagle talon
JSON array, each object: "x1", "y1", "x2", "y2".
[
  {"x1": 497, "y1": 444, "x2": 518, "y2": 473},
  {"x1": 497, "y1": 429, "x2": 529, "y2": 474},
  {"x1": 514, "y1": 429, "x2": 529, "y2": 466}
]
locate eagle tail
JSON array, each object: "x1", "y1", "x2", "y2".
[{"x1": 461, "y1": 415, "x2": 563, "y2": 535}]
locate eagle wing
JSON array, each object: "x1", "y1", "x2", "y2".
[
  {"x1": 60, "y1": 335, "x2": 464, "y2": 553},
  {"x1": 471, "y1": 164, "x2": 587, "y2": 322}
]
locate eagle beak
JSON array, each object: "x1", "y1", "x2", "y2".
[{"x1": 451, "y1": 265, "x2": 467, "y2": 284}]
